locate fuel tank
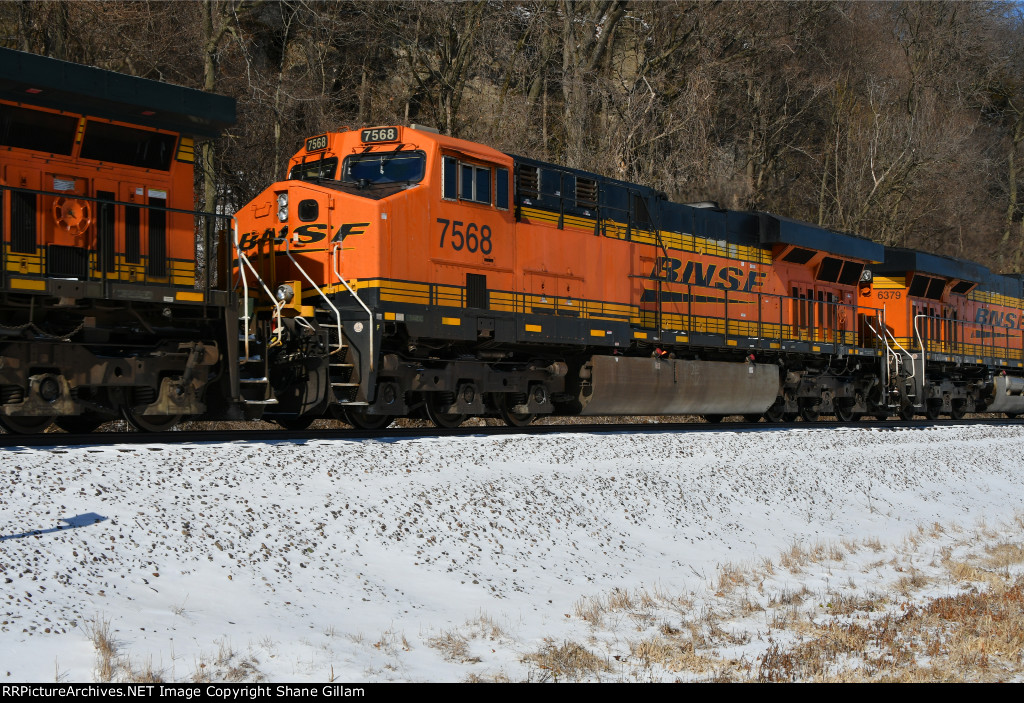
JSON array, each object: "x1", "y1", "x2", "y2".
[
  {"x1": 576, "y1": 355, "x2": 780, "y2": 416},
  {"x1": 983, "y1": 375, "x2": 1024, "y2": 413}
]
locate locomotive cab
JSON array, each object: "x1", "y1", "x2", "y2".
[{"x1": 234, "y1": 125, "x2": 518, "y2": 426}]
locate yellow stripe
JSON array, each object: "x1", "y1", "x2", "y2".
[
  {"x1": 518, "y1": 208, "x2": 771, "y2": 264},
  {"x1": 175, "y1": 291, "x2": 204, "y2": 302},
  {"x1": 9, "y1": 278, "x2": 46, "y2": 291},
  {"x1": 441, "y1": 317, "x2": 461, "y2": 326},
  {"x1": 633, "y1": 331, "x2": 647, "y2": 339},
  {"x1": 873, "y1": 276, "x2": 905, "y2": 290},
  {"x1": 590, "y1": 329, "x2": 606, "y2": 337},
  {"x1": 6, "y1": 262, "x2": 43, "y2": 274},
  {"x1": 381, "y1": 292, "x2": 427, "y2": 304},
  {"x1": 525, "y1": 324, "x2": 542, "y2": 333},
  {"x1": 177, "y1": 136, "x2": 195, "y2": 162}
]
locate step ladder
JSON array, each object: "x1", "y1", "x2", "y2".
[
  {"x1": 316, "y1": 311, "x2": 366, "y2": 407},
  {"x1": 237, "y1": 331, "x2": 277, "y2": 407}
]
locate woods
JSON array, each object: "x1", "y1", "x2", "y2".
[{"x1": 3, "y1": 0, "x2": 1024, "y2": 272}]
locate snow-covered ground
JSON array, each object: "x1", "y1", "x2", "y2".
[{"x1": 2, "y1": 424, "x2": 1023, "y2": 682}]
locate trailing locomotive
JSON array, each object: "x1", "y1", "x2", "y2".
[
  {"x1": 0, "y1": 48, "x2": 238, "y2": 433},
  {"x1": 233, "y1": 124, "x2": 1024, "y2": 429}
]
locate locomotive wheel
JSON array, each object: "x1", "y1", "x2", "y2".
[
  {"x1": 497, "y1": 395, "x2": 534, "y2": 428},
  {"x1": 834, "y1": 403, "x2": 860, "y2": 423},
  {"x1": 949, "y1": 401, "x2": 967, "y2": 420},
  {"x1": 743, "y1": 414, "x2": 762, "y2": 423},
  {"x1": 343, "y1": 407, "x2": 394, "y2": 430},
  {"x1": 924, "y1": 402, "x2": 942, "y2": 421},
  {"x1": 275, "y1": 415, "x2": 315, "y2": 430},
  {"x1": 1007, "y1": 413, "x2": 1019, "y2": 420},
  {"x1": 763, "y1": 400, "x2": 786, "y2": 423},
  {"x1": 782, "y1": 412, "x2": 799, "y2": 423},
  {"x1": 423, "y1": 394, "x2": 465, "y2": 429},
  {"x1": 121, "y1": 408, "x2": 181, "y2": 433},
  {"x1": 55, "y1": 413, "x2": 106, "y2": 434},
  {"x1": 799, "y1": 404, "x2": 820, "y2": 422},
  {"x1": 703, "y1": 414, "x2": 725, "y2": 423},
  {"x1": 898, "y1": 402, "x2": 916, "y2": 421},
  {"x1": 0, "y1": 414, "x2": 55, "y2": 434},
  {"x1": 874, "y1": 413, "x2": 890, "y2": 421}
]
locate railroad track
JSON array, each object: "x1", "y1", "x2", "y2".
[{"x1": 2, "y1": 417, "x2": 1022, "y2": 448}]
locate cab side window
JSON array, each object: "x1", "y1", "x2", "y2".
[
  {"x1": 442, "y1": 155, "x2": 509, "y2": 209},
  {"x1": 460, "y1": 163, "x2": 491, "y2": 204}
]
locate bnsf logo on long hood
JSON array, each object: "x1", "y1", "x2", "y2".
[
  {"x1": 976, "y1": 308, "x2": 1023, "y2": 329},
  {"x1": 648, "y1": 256, "x2": 767, "y2": 292},
  {"x1": 237, "y1": 222, "x2": 370, "y2": 251}
]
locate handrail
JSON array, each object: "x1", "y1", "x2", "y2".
[
  {"x1": 283, "y1": 237, "x2": 344, "y2": 357},
  {"x1": 863, "y1": 315, "x2": 894, "y2": 406},
  {"x1": 913, "y1": 313, "x2": 928, "y2": 399},
  {"x1": 233, "y1": 220, "x2": 283, "y2": 361},
  {"x1": 331, "y1": 241, "x2": 375, "y2": 371},
  {"x1": 885, "y1": 326, "x2": 915, "y2": 382},
  {"x1": 2, "y1": 184, "x2": 233, "y2": 292},
  {"x1": 865, "y1": 311, "x2": 917, "y2": 406}
]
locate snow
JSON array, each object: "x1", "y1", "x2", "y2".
[{"x1": 1, "y1": 424, "x2": 1023, "y2": 682}]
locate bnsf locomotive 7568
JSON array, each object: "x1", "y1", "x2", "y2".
[
  {"x1": 4, "y1": 48, "x2": 1024, "y2": 433},
  {"x1": 232, "y1": 124, "x2": 1024, "y2": 429}
]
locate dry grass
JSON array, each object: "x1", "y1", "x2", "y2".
[
  {"x1": 84, "y1": 615, "x2": 167, "y2": 683},
  {"x1": 84, "y1": 627, "x2": 267, "y2": 684},
  {"x1": 522, "y1": 639, "x2": 611, "y2": 682},
  {"x1": 517, "y1": 516, "x2": 1024, "y2": 682},
  {"x1": 628, "y1": 637, "x2": 718, "y2": 674},
  {"x1": 428, "y1": 631, "x2": 479, "y2": 664},
  {"x1": 85, "y1": 616, "x2": 117, "y2": 682}
]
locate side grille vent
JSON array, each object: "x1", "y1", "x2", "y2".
[{"x1": 46, "y1": 244, "x2": 88, "y2": 279}]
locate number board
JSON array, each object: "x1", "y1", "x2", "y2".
[
  {"x1": 305, "y1": 134, "x2": 329, "y2": 152},
  {"x1": 361, "y1": 127, "x2": 399, "y2": 144}
]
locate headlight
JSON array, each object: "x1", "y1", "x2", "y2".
[
  {"x1": 275, "y1": 283, "x2": 294, "y2": 303},
  {"x1": 277, "y1": 192, "x2": 289, "y2": 222}
]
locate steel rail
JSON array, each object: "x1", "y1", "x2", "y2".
[{"x1": 2, "y1": 417, "x2": 1022, "y2": 449}]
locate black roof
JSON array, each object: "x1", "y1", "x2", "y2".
[
  {"x1": 0, "y1": 48, "x2": 235, "y2": 137},
  {"x1": 877, "y1": 248, "x2": 990, "y2": 283},
  {"x1": 758, "y1": 213, "x2": 885, "y2": 263}
]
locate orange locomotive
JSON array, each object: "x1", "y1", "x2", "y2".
[
  {"x1": 237, "y1": 123, "x2": 1024, "y2": 428},
  {"x1": 0, "y1": 48, "x2": 236, "y2": 433},
  {"x1": 864, "y1": 250, "x2": 1024, "y2": 419}
]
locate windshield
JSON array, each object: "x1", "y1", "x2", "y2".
[
  {"x1": 342, "y1": 151, "x2": 425, "y2": 185},
  {"x1": 289, "y1": 156, "x2": 338, "y2": 181}
]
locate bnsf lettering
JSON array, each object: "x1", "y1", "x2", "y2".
[
  {"x1": 649, "y1": 256, "x2": 766, "y2": 292},
  {"x1": 335, "y1": 222, "x2": 370, "y2": 241},
  {"x1": 293, "y1": 223, "x2": 328, "y2": 245},
  {"x1": 976, "y1": 308, "x2": 1024, "y2": 329},
  {"x1": 238, "y1": 223, "x2": 335, "y2": 251},
  {"x1": 238, "y1": 227, "x2": 284, "y2": 251}
]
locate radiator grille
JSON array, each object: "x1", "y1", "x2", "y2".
[{"x1": 46, "y1": 244, "x2": 88, "y2": 278}]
